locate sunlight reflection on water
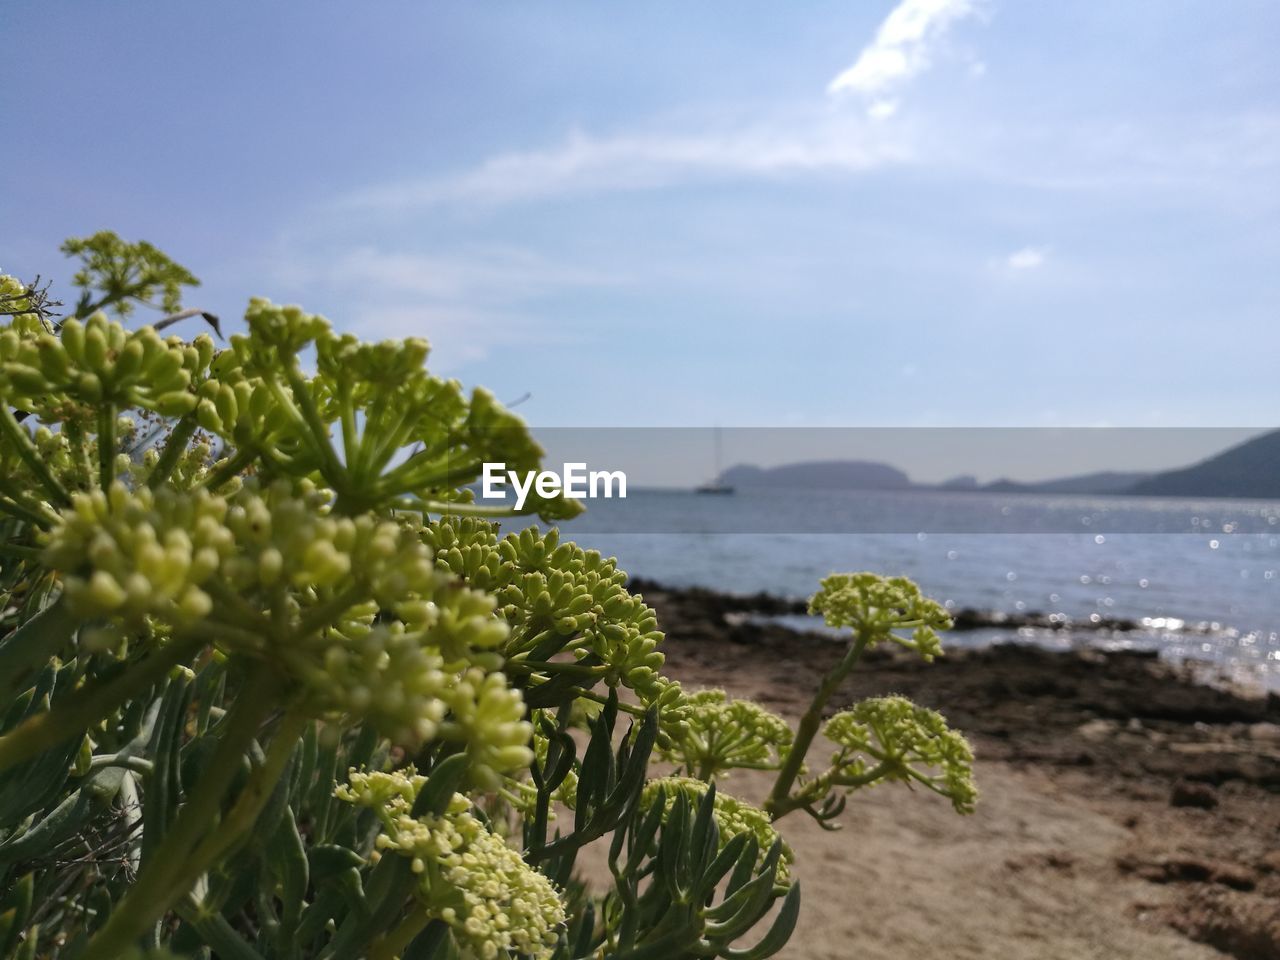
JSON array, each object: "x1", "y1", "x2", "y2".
[{"x1": 517, "y1": 489, "x2": 1280, "y2": 688}]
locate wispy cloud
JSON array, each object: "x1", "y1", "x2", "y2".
[
  {"x1": 828, "y1": 0, "x2": 980, "y2": 117},
  {"x1": 273, "y1": 246, "x2": 616, "y2": 368},
  {"x1": 325, "y1": 247, "x2": 612, "y2": 301},
  {"x1": 344, "y1": 116, "x2": 913, "y2": 212},
  {"x1": 339, "y1": 1, "x2": 985, "y2": 213},
  {"x1": 334, "y1": 0, "x2": 1276, "y2": 223},
  {"x1": 1005, "y1": 246, "x2": 1048, "y2": 270}
]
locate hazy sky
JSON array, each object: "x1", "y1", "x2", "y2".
[{"x1": 3, "y1": 1, "x2": 1278, "y2": 442}]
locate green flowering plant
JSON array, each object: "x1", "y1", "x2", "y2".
[
  {"x1": 658, "y1": 690, "x2": 792, "y2": 780},
  {"x1": 822, "y1": 697, "x2": 976, "y2": 814},
  {"x1": 337, "y1": 771, "x2": 566, "y2": 959},
  {"x1": 0, "y1": 235, "x2": 974, "y2": 960}
]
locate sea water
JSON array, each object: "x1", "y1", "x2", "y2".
[{"x1": 527, "y1": 488, "x2": 1280, "y2": 688}]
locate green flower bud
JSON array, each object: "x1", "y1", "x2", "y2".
[
  {"x1": 77, "y1": 371, "x2": 103, "y2": 401},
  {"x1": 86, "y1": 570, "x2": 128, "y2": 610},
  {"x1": 60, "y1": 317, "x2": 86, "y2": 364},
  {"x1": 245, "y1": 297, "x2": 331, "y2": 354},
  {"x1": 426, "y1": 518, "x2": 676, "y2": 710},
  {"x1": 192, "y1": 333, "x2": 215, "y2": 370},
  {"x1": 214, "y1": 383, "x2": 238, "y2": 425},
  {"x1": 3, "y1": 362, "x2": 49, "y2": 394},
  {"x1": 437, "y1": 668, "x2": 532, "y2": 790},
  {"x1": 144, "y1": 348, "x2": 183, "y2": 388},
  {"x1": 45, "y1": 482, "x2": 235, "y2": 628},
  {"x1": 84, "y1": 324, "x2": 109, "y2": 372},
  {"x1": 196, "y1": 398, "x2": 221, "y2": 433},
  {"x1": 152, "y1": 391, "x2": 198, "y2": 417},
  {"x1": 113, "y1": 338, "x2": 146, "y2": 380}
]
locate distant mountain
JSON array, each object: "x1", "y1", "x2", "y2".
[
  {"x1": 721, "y1": 460, "x2": 911, "y2": 490},
  {"x1": 721, "y1": 461, "x2": 1149, "y2": 496},
  {"x1": 981, "y1": 471, "x2": 1153, "y2": 495},
  {"x1": 715, "y1": 430, "x2": 1280, "y2": 500},
  {"x1": 1129, "y1": 429, "x2": 1280, "y2": 499}
]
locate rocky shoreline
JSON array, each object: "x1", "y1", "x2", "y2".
[
  {"x1": 635, "y1": 578, "x2": 1280, "y2": 959},
  {"x1": 627, "y1": 576, "x2": 1228, "y2": 635}
]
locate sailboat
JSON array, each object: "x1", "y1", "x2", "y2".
[{"x1": 695, "y1": 426, "x2": 734, "y2": 494}]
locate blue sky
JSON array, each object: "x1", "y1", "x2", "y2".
[{"x1": 3, "y1": 0, "x2": 1278, "y2": 448}]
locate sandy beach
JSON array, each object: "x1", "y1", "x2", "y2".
[{"x1": 637, "y1": 581, "x2": 1280, "y2": 960}]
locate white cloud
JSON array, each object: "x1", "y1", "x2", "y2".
[
  {"x1": 333, "y1": 1, "x2": 1276, "y2": 223},
  {"x1": 829, "y1": 0, "x2": 979, "y2": 115},
  {"x1": 337, "y1": 1, "x2": 984, "y2": 213},
  {"x1": 343, "y1": 115, "x2": 913, "y2": 212},
  {"x1": 1005, "y1": 246, "x2": 1048, "y2": 270}
]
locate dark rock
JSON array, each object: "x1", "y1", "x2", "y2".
[
  {"x1": 1120, "y1": 855, "x2": 1256, "y2": 891},
  {"x1": 1005, "y1": 850, "x2": 1076, "y2": 873},
  {"x1": 1168, "y1": 886, "x2": 1280, "y2": 960},
  {"x1": 1171, "y1": 781, "x2": 1219, "y2": 809}
]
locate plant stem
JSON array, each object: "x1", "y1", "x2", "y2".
[
  {"x1": 200, "y1": 448, "x2": 255, "y2": 490},
  {"x1": 0, "y1": 634, "x2": 205, "y2": 774},
  {"x1": 764, "y1": 634, "x2": 868, "y2": 820},
  {"x1": 97, "y1": 402, "x2": 116, "y2": 489},
  {"x1": 338, "y1": 384, "x2": 360, "y2": 479},
  {"x1": 0, "y1": 493, "x2": 55, "y2": 528},
  {"x1": 65, "y1": 417, "x2": 94, "y2": 487},
  {"x1": 294, "y1": 585, "x2": 365, "y2": 638},
  {"x1": 369, "y1": 906, "x2": 434, "y2": 960},
  {"x1": 84, "y1": 753, "x2": 154, "y2": 776},
  {"x1": 147, "y1": 414, "x2": 198, "y2": 488},
  {"x1": 391, "y1": 498, "x2": 522, "y2": 518},
  {"x1": 357, "y1": 402, "x2": 409, "y2": 483},
  {"x1": 830, "y1": 761, "x2": 893, "y2": 790},
  {"x1": 81, "y1": 670, "x2": 285, "y2": 960},
  {"x1": 0, "y1": 405, "x2": 69, "y2": 505},
  {"x1": 282, "y1": 364, "x2": 346, "y2": 487},
  {"x1": 378, "y1": 459, "x2": 482, "y2": 502},
  {"x1": 525, "y1": 679, "x2": 649, "y2": 718},
  {"x1": 0, "y1": 471, "x2": 61, "y2": 525},
  {"x1": 185, "y1": 709, "x2": 307, "y2": 872},
  {"x1": 506, "y1": 659, "x2": 607, "y2": 679}
]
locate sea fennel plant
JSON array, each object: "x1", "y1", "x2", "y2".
[{"x1": 0, "y1": 234, "x2": 974, "y2": 960}]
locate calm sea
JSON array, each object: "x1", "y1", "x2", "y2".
[{"x1": 533, "y1": 489, "x2": 1280, "y2": 689}]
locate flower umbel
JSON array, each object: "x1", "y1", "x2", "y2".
[
  {"x1": 810, "y1": 572, "x2": 952, "y2": 660},
  {"x1": 659, "y1": 689, "x2": 792, "y2": 779},
  {"x1": 823, "y1": 695, "x2": 977, "y2": 814},
  {"x1": 337, "y1": 772, "x2": 566, "y2": 960}
]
